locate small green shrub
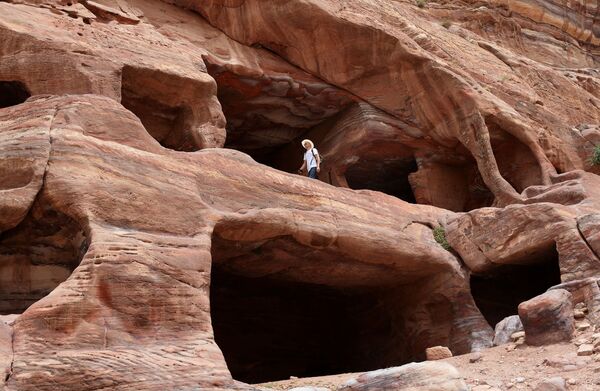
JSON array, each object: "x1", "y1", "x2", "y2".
[
  {"x1": 441, "y1": 20, "x2": 452, "y2": 29},
  {"x1": 433, "y1": 226, "x2": 451, "y2": 251},
  {"x1": 591, "y1": 145, "x2": 600, "y2": 166},
  {"x1": 416, "y1": 0, "x2": 427, "y2": 8}
]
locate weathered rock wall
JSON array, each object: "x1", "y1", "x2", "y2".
[
  {"x1": 0, "y1": 0, "x2": 600, "y2": 388},
  {"x1": 0, "y1": 95, "x2": 490, "y2": 389}
]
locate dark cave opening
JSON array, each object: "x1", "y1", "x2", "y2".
[
  {"x1": 0, "y1": 202, "x2": 88, "y2": 315},
  {"x1": 204, "y1": 59, "x2": 352, "y2": 175},
  {"x1": 218, "y1": 107, "x2": 317, "y2": 175},
  {"x1": 0, "y1": 81, "x2": 31, "y2": 109},
  {"x1": 210, "y1": 268, "x2": 395, "y2": 383},
  {"x1": 345, "y1": 157, "x2": 418, "y2": 203},
  {"x1": 209, "y1": 233, "x2": 437, "y2": 384},
  {"x1": 470, "y1": 245, "x2": 561, "y2": 327}
]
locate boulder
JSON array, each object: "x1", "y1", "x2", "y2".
[
  {"x1": 511, "y1": 331, "x2": 526, "y2": 341},
  {"x1": 426, "y1": 346, "x2": 453, "y2": 360},
  {"x1": 493, "y1": 315, "x2": 523, "y2": 346},
  {"x1": 518, "y1": 290, "x2": 575, "y2": 346},
  {"x1": 576, "y1": 320, "x2": 592, "y2": 331},
  {"x1": 534, "y1": 377, "x2": 566, "y2": 391},
  {"x1": 577, "y1": 344, "x2": 594, "y2": 356},
  {"x1": 338, "y1": 362, "x2": 467, "y2": 390}
]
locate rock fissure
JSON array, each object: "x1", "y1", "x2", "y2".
[{"x1": 576, "y1": 219, "x2": 600, "y2": 262}]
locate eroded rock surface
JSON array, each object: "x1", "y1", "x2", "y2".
[
  {"x1": 0, "y1": 95, "x2": 490, "y2": 390},
  {"x1": 0, "y1": 0, "x2": 600, "y2": 388},
  {"x1": 0, "y1": 0, "x2": 225, "y2": 150},
  {"x1": 493, "y1": 315, "x2": 524, "y2": 346},
  {"x1": 0, "y1": 316, "x2": 13, "y2": 388},
  {"x1": 339, "y1": 361, "x2": 468, "y2": 391},
  {"x1": 519, "y1": 290, "x2": 575, "y2": 346}
]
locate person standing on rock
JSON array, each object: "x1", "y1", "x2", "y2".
[{"x1": 298, "y1": 139, "x2": 320, "y2": 179}]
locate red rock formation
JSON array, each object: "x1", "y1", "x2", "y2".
[
  {"x1": 0, "y1": 0, "x2": 225, "y2": 150},
  {"x1": 0, "y1": 317, "x2": 13, "y2": 385},
  {"x1": 426, "y1": 346, "x2": 454, "y2": 360},
  {"x1": 518, "y1": 289, "x2": 575, "y2": 346},
  {"x1": 0, "y1": 0, "x2": 599, "y2": 388},
  {"x1": 0, "y1": 95, "x2": 491, "y2": 389},
  {"x1": 190, "y1": 0, "x2": 596, "y2": 203}
]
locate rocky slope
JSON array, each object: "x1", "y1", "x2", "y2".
[{"x1": 0, "y1": 0, "x2": 599, "y2": 390}]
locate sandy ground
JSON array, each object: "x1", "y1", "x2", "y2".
[{"x1": 257, "y1": 326, "x2": 600, "y2": 390}]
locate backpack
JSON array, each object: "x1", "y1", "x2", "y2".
[{"x1": 311, "y1": 148, "x2": 323, "y2": 163}]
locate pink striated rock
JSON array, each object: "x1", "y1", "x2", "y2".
[
  {"x1": 0, "y1": 95, "x2": 491, "y2": 390},
  {"x1": 0, "y1": 0, "x2": 599, "y2": 388},
  {"x1": 518, "y1": 290, "x2": 575, "y2": 346},
  {"x1": 339, "y1": 361, "x2": 467, "y2": 390},
  {"x1": 0, "y1": 318, "x2": 12, "y2": 387}
]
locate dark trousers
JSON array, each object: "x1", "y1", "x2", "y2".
[{"x1": 308, "y1": 167, "x2": 318, "y2": 179}]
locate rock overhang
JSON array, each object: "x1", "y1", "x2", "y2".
[{"x1": 0, "y1": 0, "x2": 600, "y2": 387}]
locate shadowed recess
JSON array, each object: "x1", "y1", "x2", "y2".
[
  {"x1": 488, "y1": 126, "x2": 543, "y2": 193},
  {"x1": 209, "y1": 228, "x2": 462, "y2": 383},
  {"x1": 0, "y1": 81, "x2": 31, "y2": 109},
  {"x1": 470, "y1": 245, "x2": 561, "y2": 327},
  {"x1": 120, "y1": 66, "x2": 196, "y2": 151},
  {"x1": 205, "y1": 59, "x2": 352, "y2": 172},
  {"x1": 211, "y1": 268, "x2": 394, "y2": 383},
  {"x1": 0, "y1": 201, "x2": 88, "y2": 315},
  {"x1": 346, "y1": 157, "x2": 418, "y2": 203}
]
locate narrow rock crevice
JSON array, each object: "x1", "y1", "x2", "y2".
[{"x1": 575, "y1": 219, "x2": 600, "y2": 262}]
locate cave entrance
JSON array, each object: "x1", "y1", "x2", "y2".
[
  {"x1": 0, "y1": 201, "x2": 88, "y2": 315},
  {"x1": 345, "y1": 156, "x2": 418, "y2": 203},
  {"x1": 470, "y1": 244, "x2": 561, "y2": 327},
  {"x1": 0, "y1": 81, "x2": 31, "y2": 109},
  {"x1": 211, "y1": 267, "x2": 394, "y2": 383},
  {"x1": 204, "y1": 59, "x2": 353, "y2": 175},
  {"x1": 210, "y1": 232, "x2": 439, "y2": 384}
]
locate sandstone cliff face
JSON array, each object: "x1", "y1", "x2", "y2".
[{"x1": 0, "y1": 0, "x2": 599, "y2": 389}]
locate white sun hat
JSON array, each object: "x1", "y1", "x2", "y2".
[{"x1": 301, "y1": 139, "x2": 314, "y2": 149}]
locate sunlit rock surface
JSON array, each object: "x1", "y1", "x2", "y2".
[{"x1": 0, "y1": 0, "x2": 599, "y2": 388}]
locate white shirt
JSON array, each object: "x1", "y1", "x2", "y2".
[{"x1": 304, "y1": 148, "x2": 319, "y2": 169}]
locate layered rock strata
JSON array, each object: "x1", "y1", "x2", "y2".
[
  {"x1": 0, "y1": 0, "x2": 600, "y2": 388},
  {"x1": 0, "y1": 95, "x2": 490, "y2": 390}
]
